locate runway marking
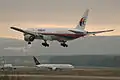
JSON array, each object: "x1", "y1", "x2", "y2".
[{"x1": 0, "y1": 75, "x2": 120, "y2": 79}]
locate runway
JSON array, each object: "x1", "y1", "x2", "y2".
[
  {"x1": 0, "y1": 67, "x2": 120, "y2": 80},
  {"x1": 0, "y1": 74, "x2": 120, "y2": 80}
]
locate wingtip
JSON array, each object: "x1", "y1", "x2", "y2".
[
  {"x1": 10, "y1": 27, "x2": 13, "y2": 28},
  {"x1": 110, "y1": 29, "x2": 115, "y2": 31},
  {"x1": 10, "y1": 27, "x2": 15, "y2": 29}
]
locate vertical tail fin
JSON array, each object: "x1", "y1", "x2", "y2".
[
  {"x1": 75, "y1": 9, "x2": 89, "y2": 30},
  {"x1": 33, "y1": 56, "x2": 40, "y2": 65}
]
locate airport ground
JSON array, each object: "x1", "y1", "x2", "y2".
[{"x1": 0, "y1": 67, "x2": 120, "y2": 80}]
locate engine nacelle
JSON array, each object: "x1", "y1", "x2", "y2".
[
  {"x1": 52, "y1": 67, "x2": 57, "y2": 70},
  {"x1": 42, "y1": 35, "x2": 52, "y2": 41},
  {"x1": 24, "y1": 34, "x2": 35, "y2": 42}
]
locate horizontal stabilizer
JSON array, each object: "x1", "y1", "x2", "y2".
[
  {"x1": 87, "y1": 29, "x2": 114, "y2": 35},
  {"x1": 68, "y1": 29, "x2": 85, "y2": 33}
]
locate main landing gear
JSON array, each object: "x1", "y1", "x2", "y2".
[
  {"x1": 27, "y1": 41, "x2": 68, "y2": 47},
  {"x1": 60, "y1": 42, "x2": 68, "y2": 47},
  {"x1": 42, "y1": 40, "x2": 49, "y2": 47}
]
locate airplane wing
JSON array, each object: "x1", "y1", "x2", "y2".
[
  {"x1": 10, "y1": 27, "x2": 36, "y2": 36},
  {"x1": 87, "y1": 29, "x2": 114, "y2": 35}
]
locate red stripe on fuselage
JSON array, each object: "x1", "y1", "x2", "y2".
[{"x1": 38, "y1": 32, "x2": 85, "y2": 39}]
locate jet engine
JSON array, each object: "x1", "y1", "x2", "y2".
[
  {"x1": 52, "y1": 67, "x2": 57, "y2": 70},
  {"x1": 24, "y1": 34, "x2": 35, "y2": 42}
]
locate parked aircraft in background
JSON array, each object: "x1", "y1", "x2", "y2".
[
  {"x1": 10, "y1": 9, "x2": 114, "y2": 47},
  {"x1": 33, "y1": 56, "x2": 74, "y2": 71},
  {"x1": 0, "y1": 56, "x2": 26, "y2": 71}
]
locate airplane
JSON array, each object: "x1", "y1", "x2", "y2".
[
  {"x1": 10, "y1": 9, "x2": 114, "y2": 47},
  {"x1": 0, "y1": 64, "x2": 27, "y2": 71},
  {"x1": 33, "y1": 56, "x2": 74, "y2": 71},
  {"x1": 1, "y1": 64, "x2": 17, "y2": 70},
  {"x1": 0, "y1": 56, "x2": 26, "y2": 71}
]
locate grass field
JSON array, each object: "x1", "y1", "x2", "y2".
[
  {"x1": 0, "y1": 68, "x2": 120, "y2": 80},
  {"x1": 0, "y1": 68, "x2": 120, "y2": 76}
]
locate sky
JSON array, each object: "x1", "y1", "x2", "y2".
[{"x1": 0, "y1": 0, "x2": 120, "y2": 39}]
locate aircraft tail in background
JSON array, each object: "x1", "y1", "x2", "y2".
[{"x1": 33, "y1": 56, "x2": 40, "y2": 65}]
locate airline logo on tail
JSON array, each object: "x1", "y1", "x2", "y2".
[
  {"x1": 33, "y1": 56, "x2": 40, "y2": 65},
  {"x1": 75, "y1": 9, "x2": 89, "y2": 30},
  {"x1": 79, "y1": 17, "x2": 86, "y2": 26}
]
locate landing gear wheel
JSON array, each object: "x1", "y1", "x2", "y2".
[
  {"x1": 65, "y1": 44, "x2": 68, "y2": 47},
  {"x1": 55, "y1": 68, "x2": 62, "y2": 71},
  {"x1": 42, "y1": 40, "x2": 49, "y2": 47},
  {"x1": 61, "y1": 43, "x2": 68, "y2": 47},
  {"x1": 42, "y1": 43, "x2": 49, "y2": 47},
  {"x1": 28, "y1": 42, "x2": 31, "y2": 44}
]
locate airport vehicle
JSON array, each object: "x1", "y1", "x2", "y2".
[
  {"x1": 33, "y1": 56, "x2": 74, "y2": 71},
  {"x1": 10, "y1": 9, "x2": 114, "y2": 47}
]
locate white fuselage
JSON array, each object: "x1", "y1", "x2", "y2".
[
  {"x1": 25, "y1": 28, "x2": 86, "y2": 41},
  {"x1": 3, "y1": 64, "x2": 13, "y2": 68},
  {"x1": 36, "y1": 64, "x2": 74, "y2": 70},
  {"x1": 1, "y1": 64, "x2": 13, "y2": 70}
]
